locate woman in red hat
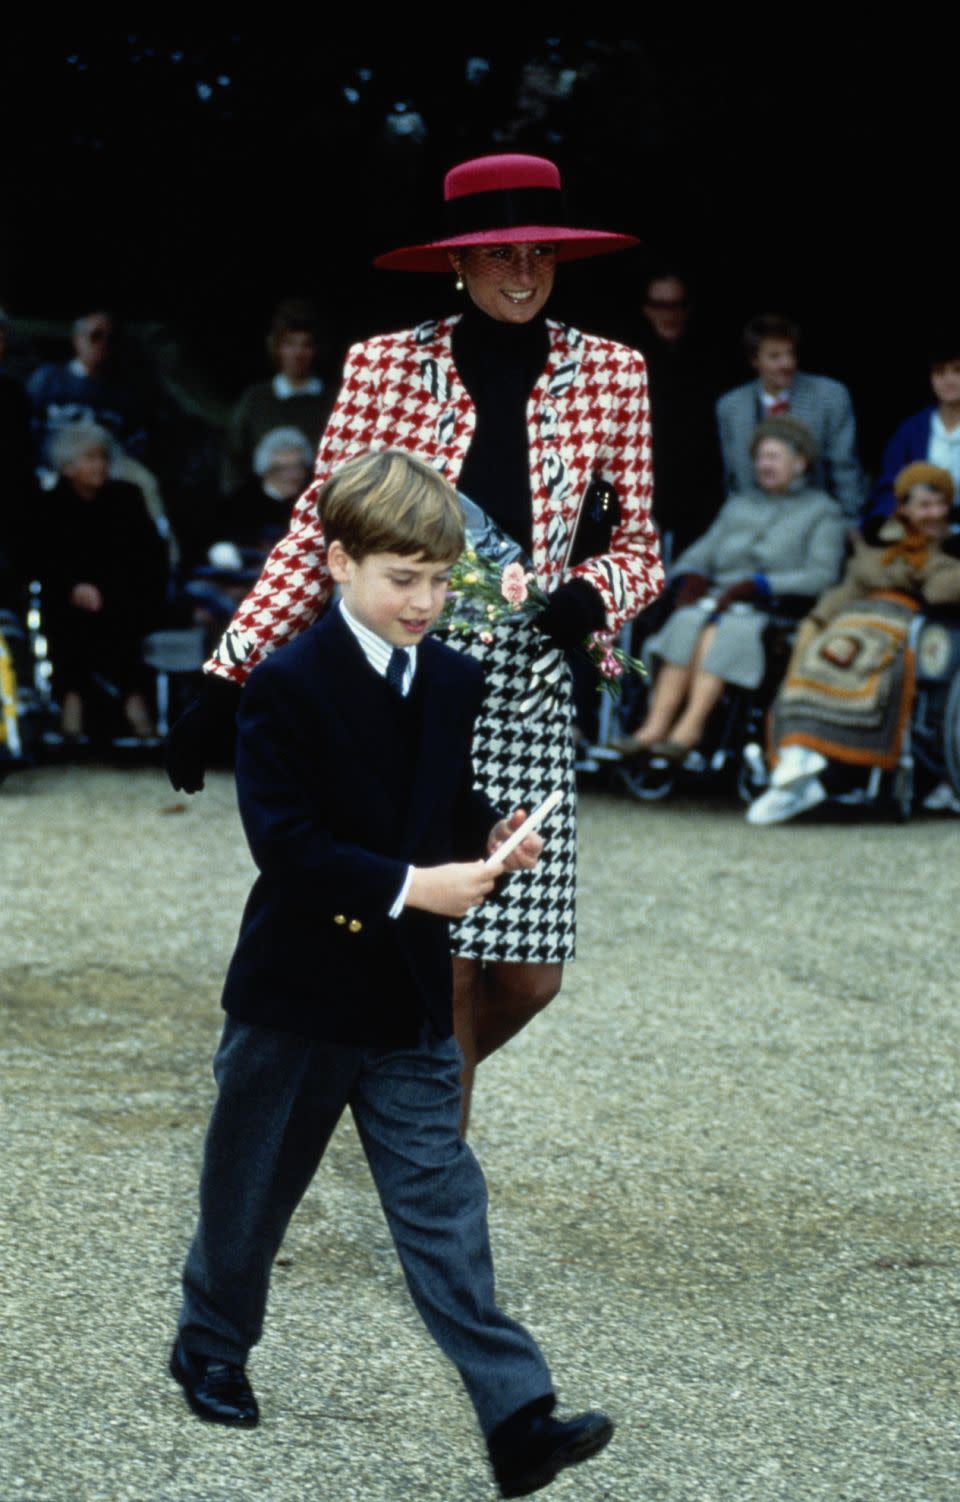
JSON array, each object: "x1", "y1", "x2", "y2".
[{"x1": 170, "y1": 154, "x2": 663, "y2": 1128}]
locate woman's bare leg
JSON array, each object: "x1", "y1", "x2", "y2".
[
  {"x1": 61, "y1": 691, "x2": 83, "y2": 738},
  {"x1": 452, "y1": 956, "x2": 483, "y2": 1135},
  {"x1": 630, "y1": 662, "x2": 694, "y2": 746},
  {"x1": 453, "y1": 958, "x2": 564, "y2": 1134},
  {"x1": 667, "y1": 624, "x2": 725, "y2": 748},
  {"x1": 476, "y1": 961, "x2": 563, "y2": 1060},
  {"x1": 123, "y1": 691, "x2": 155, "y2": 738}
]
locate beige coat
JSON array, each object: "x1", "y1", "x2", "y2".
[{"x1": 811, "y1": 520, "x2": 960, "y2": 626}]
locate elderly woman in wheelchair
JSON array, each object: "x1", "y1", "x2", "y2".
[
  {"x1": 619, "y1": 416, "x2": 846, "y2": 766},
  {"x1": 747, "y1": 462, "x2": 960, "y2": 824}
]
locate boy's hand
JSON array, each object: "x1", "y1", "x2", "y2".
[
  {"x1": 487, "y1": 808, "x2": 544, "y2": 872},
  {"x1": 407, "y1": 861, "x2": 500, "y2": 919}
]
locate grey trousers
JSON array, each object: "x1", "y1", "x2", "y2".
[{"x1": 178, "y1": 1017, "x2": 554, "y2": 1436}]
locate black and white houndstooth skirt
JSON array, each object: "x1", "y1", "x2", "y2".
[{"x1": 440, "y1": 614, "x2": 577, "y2": 964}]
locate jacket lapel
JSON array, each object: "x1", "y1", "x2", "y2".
[
  {"x1": 410, "y1": 317, "x2": 474, "y2": 476},
  {"x1": 399, "y1": 642, "x2": 468, "y2": 853},
  {"x1": 315, "y1": 613, "x2": 466, "y2": 858},
  {"x1": 529, "y1": 321, "x2": 584, "y2": 575},
  {"x1": 311, "y1": 611, "x2": 401, "y2": 809},
  {"x1": 788, "y1": 373, "x2": 818, "y2": 429}
]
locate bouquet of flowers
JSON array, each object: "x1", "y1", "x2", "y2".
[{"x1": 437, "y1": 548, "x2": 645, "y2": 704}]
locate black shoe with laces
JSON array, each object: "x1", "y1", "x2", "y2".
[
  {"x1": 489, "y1": 1405, "x2": 614, "y2": 1497},
  {"x1": 169, "y1": 1338, "x2": 260, "y2": 1428}
]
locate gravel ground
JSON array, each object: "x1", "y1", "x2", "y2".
[{"x1": 2, "y1": 764, "x2": 958, "y2": 1502}]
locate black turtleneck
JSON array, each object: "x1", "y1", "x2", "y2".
[{"x1": 451, "y1": 301, "x2": 549, "y2": 558}]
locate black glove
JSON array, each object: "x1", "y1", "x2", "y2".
[
  {"x1": 165, "y1": 675, "x2": 242, "y2": 794},
  {"x1": 534, "y1": 579, "x2": 606, "y2": 651}
]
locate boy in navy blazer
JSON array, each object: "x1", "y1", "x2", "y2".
[{"x1": 170, "y1": 450, "x2": 613, "y2": 1497}]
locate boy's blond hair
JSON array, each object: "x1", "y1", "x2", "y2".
[{"x1": 317, "y1": 449, "x2": 465, "y2": 562}]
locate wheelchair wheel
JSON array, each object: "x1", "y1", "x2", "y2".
[
  {"x1": 615, "y1": 758, "x2": 676, "y2": 802},
  {"x1": 942, "y1": 670, "x2": 960, "y2": 797},
  {"x1": 736, "y1": 742, "x2": 770, "y2": 806}
]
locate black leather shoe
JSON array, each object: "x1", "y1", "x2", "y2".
[
  {"x1": 169, "y1": 1338, "x2": 259, "y2": 1428},
  {"x1": 489, "y1": 1407, "x2": 614, "y2": 1497}
]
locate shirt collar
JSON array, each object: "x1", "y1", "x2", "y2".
[
  {"x1": 931, "y1": 411, "x2": 960, "y2": 443},
  {"x1": 273, "y1": 373, "x2": 324, "y2": 399},
  {"x1": 339, "y1": 601, "x2": 416, "y2": 694},
  {"x1": 760, "y1": 386, "x2": 791, "y2": 407}
]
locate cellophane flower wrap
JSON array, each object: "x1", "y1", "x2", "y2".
[{"x1": 436, "y1": 506, "x2": 645, "y2": 703}]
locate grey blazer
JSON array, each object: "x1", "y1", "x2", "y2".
[{"x1": 716, "y1": 371, "x2": 864, "y2": 518}]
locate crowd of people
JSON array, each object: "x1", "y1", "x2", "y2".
[
  {"x1": 0, "y1": 299, "x2": 332, "y2": 740},
  {"x1": 1, "y1": 276, "x2": 959, "y2": 805},
  {"x1": 7, "y1": 149, "x2": 957, "y2": 1496},
  {"x1": 631, "y1": 296, "x2": 960, "y2": 820}
]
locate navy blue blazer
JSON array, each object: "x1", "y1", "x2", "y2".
[
  {"x1": 867, "y1": 406, "x2": 935, "y2": 520},
  {"x1": 221, "y1": 608, "x2": 497, "y2": 1045}
]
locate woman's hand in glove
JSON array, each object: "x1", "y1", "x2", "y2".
[
  {"x1": 165, "y1": 675, "x2": 242, "y2": 794},
  {"x1": 533, "y1": 578, "x2": 606, "y2": 651}
]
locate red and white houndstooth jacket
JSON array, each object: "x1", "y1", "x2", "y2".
[{"x1": 208, "y1": 316, "x2": 663, "y2": 682}]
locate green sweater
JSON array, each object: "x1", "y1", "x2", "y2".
[{"x1": 220, "y1": 381, "x2": 331, "y2": 494}]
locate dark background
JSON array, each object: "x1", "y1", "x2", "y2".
[{"x1": 1, "y1": 32, "x2": 954, "y2": 467}]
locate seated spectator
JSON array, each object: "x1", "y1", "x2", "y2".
[
  {"x1": 747, "y1": 463, "x2": 960, "y2": 824},
  {"x1": 217, "y1": 426, "x2": 314, "y2": 557},
  {"x1": 620, "y1": 417, "x2": 846, "y2": 760},
  {"x1": 634, "y1": 271, "x2": 724, "y2": 557},
  {"x1": 29, "y1": 424, "x2": 167, "y2": 740},
  {"x1": 0, "y1": 308, "x2": 35, "y2": 604},
  {"x1": 27, "y1": 310, "x2": 151, "y2": 467},
  {"x1": 187, "y1": 427, "x2": 315, "y2": 644},
  {"x1": 26, "y1": 309, "x2": 177, "y2": 563},
  {"x1": 868, "y1": 340, "x2": 960, "y2": 518},
  {"x1": 220, "y1": 300, "x2": 331, "y2": 495},
  {"x1": 717, "y1": 314, "x2": 864, "y2": 518}
]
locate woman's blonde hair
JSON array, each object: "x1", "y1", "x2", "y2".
[{"x1": 318, "y1": 449, "x2": 465, "y2": 561}]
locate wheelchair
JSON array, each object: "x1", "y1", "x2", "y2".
[
  {"x1": 606, "y1": 598, "x2": 960, "y2": 820},
  {"x1": 595, "y1": 595, "x2": 810, "y2": 806},
  {"x1": 0, "y1": 588, "x2": 57, "y2": 782},
  {"x1": 0, "y1": 578, "x2": 207, "y2": 779},
  {"x1": 853, "y1": 606, "x2": 960, "y2": 820}
]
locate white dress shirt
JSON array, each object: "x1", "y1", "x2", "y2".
[{"x1": 928, "y1": 413, "x2": 960, "y2": 491}]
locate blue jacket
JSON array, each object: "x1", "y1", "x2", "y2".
[
  {"x1": 222, "y1": 607, "x2": 497, "y2": 1045},
  {"x1": 867, "y1": 406, "x2": 935, "y2": 519}
]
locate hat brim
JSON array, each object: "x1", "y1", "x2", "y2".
[{"x1": 374, "y1": 225, "x2": 640, "y2": 272}]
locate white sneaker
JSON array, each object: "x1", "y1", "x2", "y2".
[
  {"x1": 770, "y1": 746, "x2": 828, "y2": 788},
  {"x1": 746, "y1": 776, "x2": 828, "y2": 826},
  {"x1": 922, "y1": 780, "x2": 960, "y2": 813}
]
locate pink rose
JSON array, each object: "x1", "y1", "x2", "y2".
[
  {"x1": 500, "y1": 562, "x2": 529, "y2": 608},
  {"x1": 479, "y1": 631, "x2": 494, "y2": 644}
]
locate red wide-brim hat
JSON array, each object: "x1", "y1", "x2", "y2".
[{"x1": 374, "y1": 153, "x2": 640, "y2": 272}]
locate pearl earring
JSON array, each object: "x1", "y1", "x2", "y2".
[{"x1": 454, "y1": 271, "x2": 464, "y2": 292}]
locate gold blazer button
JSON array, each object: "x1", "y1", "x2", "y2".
[
  {"x1": 333, "y1": 914, "x2": 346, "y2": 925},
  {"x1": 348, "y1": 919, "x2": 363, "y2": 934}
]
